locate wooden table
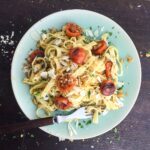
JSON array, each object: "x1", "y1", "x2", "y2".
[{"x1": 0, "y1": 0, "x2": 150, "y2": 150}]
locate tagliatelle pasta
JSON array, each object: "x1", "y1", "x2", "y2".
[{"x1": 23, "y1": 23, "x2": 124, "y2": 123}]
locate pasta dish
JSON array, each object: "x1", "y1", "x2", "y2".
[{"x1": 23, "y1": 23, "x2": 124, "y2": 123}]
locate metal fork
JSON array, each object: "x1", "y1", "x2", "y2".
[
  {"x1": 56, "y1": 107, "x2": 92, "y2": 123},
  {"x1": 0, "y1": 107, "x2": 91, "y2": 134}
]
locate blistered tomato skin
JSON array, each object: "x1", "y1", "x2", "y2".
[
  {"x1": 105, "y1": 61, "x2": 113, "y2": 79},
  {"x1": 65, "y1": 23, "x2": 82, "y2": 37},
  {"x1": 54, "y1": 96, "x2": 72, "y2": 110},
  {"x1": 69, "y1": 47, "x2": 87, "y2": 65},
  {"x1": 100, "y1": 80, "x2": 116, "y2": 96},
  {"x1": 28, "y1": 50, "x2": 44, "y2": 63},
  {"x1": 56, "y1": 74, "x2": 76, "y2": 93},
  {"x1": 92, "y1": 40, "x2": 107, "y2": 55}
]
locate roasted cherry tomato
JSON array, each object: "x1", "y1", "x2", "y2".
[
  {"x1": 28, "y1": 50, "x2": 44, "y2": 63},
  {"x1": 92, "y1": 40, "x2": 107, "y2": 55},
  {"x1": 65, "y1": 23, "x2": 82, "y2": 37},
  {"x1": 69, "y1": 47, "x2": 86, "y2": 65},
  {"x1": 56, "y1": 74, "x2": 76, "y2": 93},
  {"x1": 100, "y1": 80, "x2": 116, "y2": 96},
  {"x1": 54, "y1": 96, "x2": 72, "y2": 110},
  {"x1": 105, "y1": 61, "x2": 113, "y2": 79}
]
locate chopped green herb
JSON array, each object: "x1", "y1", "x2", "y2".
[
  {"x1": 108, "y1": 32, "x2": 113, "y2": 36},
  {"x1": 89, "y1": 26, "x2": 92, "y2": 30},
  {"x1": 78, "y1": 123, "x2": 81, "y2": 126},
  {"x1": 83, "y1": 39, "x2": 89, "y2": 44},
  {"x1": 39, "y1": 46, "x2": 44, "y2": 51},
  {"x1": 49, "y1": 95, "x2": 54, "y2": 99},
  {"x1": 112, "y1": 26, "x2": 115, "y2": 29},
  {"x1": 90, "y1": 73, "x2": 95, "y2": 77},
  {"x1": 34, "y1": 91, "x2": 40, "y2": 96},
  {"x1": 78, "y1": 123, "x2": 84, "y2": 128},
  {"x1": 83, "y1": 37, "x2": 93, "y2": 44},
  {"x1": 117, "y1": 85, "x2": 124, "y2": 90},
  {"x1": 108, "y1": 41, "x2": 112, "y2": 45},
  {"x1": 146, "y1": 51, "x2": 150, "y2": 57},
  {"x1": 41, "y1": 29, "x2": 47, "y2": 34},
  {"x1": 88, "y1": 90, "x2": 91, "y2": 98},
  {"x1": 86, "y1": 120, "x2": 92, "y2": 125}
]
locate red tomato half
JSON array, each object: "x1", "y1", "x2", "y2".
[
  {"x1": 92, "y1": 40, "x2": 107, "y2": 55},
  {"x1": 65, "y1": 23, "x2": 82, "y2": 37},
  {"x1": 69, "y1": 47, "x2": 87, "y2": 65},
  {"x1": 100, "y1": 80, "x2": 116, "y2": 96},
  {"x1": 56, "y1": 74, "x2": 76, "y2": 93},
  {"x1": 28, "y1": 49, "x2": 44, "y2": 63},
  {"x1": 54, "y1": 96, "x2": 72, "y2": 110}
]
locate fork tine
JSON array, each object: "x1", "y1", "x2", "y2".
[{"x1": 56, "y1": 107, "x2": 92, "y2": 123}]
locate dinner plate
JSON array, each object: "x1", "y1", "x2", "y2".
[{"x1": 11, "y1": 9, "x2": 141, "y2": 139}]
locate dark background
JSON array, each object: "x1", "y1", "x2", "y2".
[{"x1": 0, "y1": 0, "x2": 150, "y2": 150}]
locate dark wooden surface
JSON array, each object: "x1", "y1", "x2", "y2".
[
  {"x1": 0, "y1": 117, "x2": 54, "y2": 134},
  {"x1": 0, "y1": 0, "x2": 150, "y2": 150}
]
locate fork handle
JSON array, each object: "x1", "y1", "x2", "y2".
[{"x1": 0, "y1": 117, "x2": 54, "y2": 134}]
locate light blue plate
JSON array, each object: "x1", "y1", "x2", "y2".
[{"x1": 11, "y1": 9, "x2": 141, "y2": 140}]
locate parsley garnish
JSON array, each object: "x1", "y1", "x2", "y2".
[
  {"x1": 146, "y1": 51, "x2": 150, "y2": 54},
  {"x1": 49, "y1": 95, "x2": 54, "y2": 99},
  {"x1": 86, "y1": 120, "x2": 92, "y2": 125},
  {"x1": 82, "y1": 119, "x2": 92, "y2": 126},
  {"x1": 83, "y1": 37, "x2": 93, "y2": 44},
  {"x1": 78, "y1": 123, "x2": 84, "y2": 128},
  {"x1": 146, "y1": 51, "x2": 150, "y2": 57},
  {"x1": 34, "y1": 91, "x2": 40, "y2": 96},
  {"x1": 117, "y1": 85, "x2": 124, "y2": 90},
  {"x1": 108, "y1": 32, "x2": 113, "y2": 36},
  {"x1": 88, "y1": 90, "x2": 91, "y2": 98},
  {"x1": 41, "y1": 29, "x2": 47, "y2": 34},
  {"x1": 108, "y1": 41, "x2": 112, "y2": 45},
  {"x1": 39, "y1": 46, "x2": 44, "y2": 51},
  {"x1": 90, "y1": 73, "x2": 95, "y2": 77},
  {"x1": 89, "y1": 26, "x2": 92, "y2": 30}
]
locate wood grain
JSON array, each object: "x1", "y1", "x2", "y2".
[
  {"x1": 0, "y1": 0, "x2": 150, "y2": 150},
  {"x1": 0, "y1": 117, "x2": 53, "y2": 134}
]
